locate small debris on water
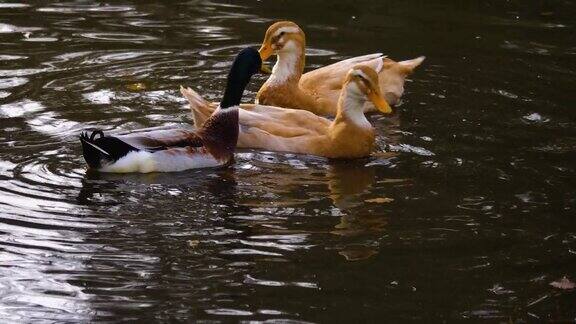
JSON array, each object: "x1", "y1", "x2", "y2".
[
  {"x1": 487, "y1": 284, "x2": 513, "y2": 295},
  {"x1": 365, "y1": 197, "x2": 394, "y2": 204},
  {"x1": 550, "y1": 277, "x2": 575, "y2": 290},
  {"x1": 126, "y1": 82, "x2": 147, "y2": 91},
  {"x1": 188, "y1": 240, "x2": 200, "y2": 248},
  {"x1": 523, "y1": 112, "x2": 548, "y2": 123}
]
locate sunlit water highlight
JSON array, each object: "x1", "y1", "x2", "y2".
[{"x1": 0, "y1": 0, "x2": 574, "y2": 322}]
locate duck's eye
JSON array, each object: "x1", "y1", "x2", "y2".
[
  {"x1": 279, "y1": 31, "x2": 285, "y2": 37},
  {"x1": 357, "y1": 75, "x2": 370, "y2": 88}
]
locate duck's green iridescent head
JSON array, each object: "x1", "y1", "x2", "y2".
[{"x1": 220, "y1": 47, "x2": 262, "y2": 109}]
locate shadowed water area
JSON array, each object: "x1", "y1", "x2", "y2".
[{"x1": 0, "y1": 0, "x2": 575, "y2": 322}]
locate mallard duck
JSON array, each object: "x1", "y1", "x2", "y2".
[
  {"x1": 257, "y1": 21, "x2": 425, "y2": 116},
  {"x1": 182, "y1": 65, "x2": 391, "y2": 159},
  {"x1": 79, "y1": 47, "x2": 262, "y2": 173}
]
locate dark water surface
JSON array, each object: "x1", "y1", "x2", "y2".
[{"x1": 1, "y1": 0, "x2": 575, "y2": 322}]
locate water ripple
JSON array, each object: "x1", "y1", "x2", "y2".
[
  {"x1": 0, "y1": 0, "x2": 574, "y2": 322},
  {"x1": 77, "y1": 32, "x2": 157, "y2": 42}
]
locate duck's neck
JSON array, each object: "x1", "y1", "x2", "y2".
[
  {"x1": 220, "y1": 71, "x2": 250, "y2": 109},
  {"x1": 334, "y1": 85, "x2": 371, "y2": 129},
  {"x1": 267, "y1": 45, "x2": 305, "y2": 87}
]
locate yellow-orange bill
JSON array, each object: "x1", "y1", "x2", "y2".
[
  {"x1": 258, "y1": 45, "x2": 273, "y2": 61},
  {"x1": 368, "y1": 91, "x2": 392, "y2": 114}
]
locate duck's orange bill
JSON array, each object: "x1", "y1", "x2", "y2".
[
  {"x1": 258, "y1": 45, "x2": 273, "y2": 74},
  {"x1": 368, "y1": 90, "x2": 392, "y2": 114},
  {"x1": 258, "y1": 45, "x2": 273, "y2": 61}
]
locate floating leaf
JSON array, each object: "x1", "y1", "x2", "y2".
[
  {"x1": 365, "y1": 197, "x2": 394, "y2": 204},
  {"x1": 550, "y1": 277, "x2": 575, "y2": 290},
  {"x1": 187, "y1": 240, "x2": 200, "y2": 248},
  {"x1": 126, "y1": 82, "x2": 147, "y2": 91}
]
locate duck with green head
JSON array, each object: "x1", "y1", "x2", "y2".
[{"x1": 79, "y1": 47, "x2": 262, "y2": 173}]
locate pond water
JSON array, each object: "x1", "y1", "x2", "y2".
[{"x1": 0, "y1": 0, "x2": 575, "y2": 322}]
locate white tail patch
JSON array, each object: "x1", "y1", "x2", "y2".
[{"x1": 99, "y1": 149, "x2": 222, "y2": 173}]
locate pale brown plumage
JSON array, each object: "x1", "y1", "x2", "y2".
[
  {"x1": 182, "y1": 65, "x2": 391, "y2": 159},
  {"x1": 257, "y1": 21, "x2": 425, "y2": 116}
]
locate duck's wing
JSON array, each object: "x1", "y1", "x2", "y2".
[
  {"x1": 236, "y1": 103, "x2": 330, "y2": 150},
  {"x1": 239, "y1": 125, "x2": 326, "y2": 156},
  {"x1": 181, "y1": 85, "x2": 329, "y2": 138},
  {"x1": 116, "y1": 126, "x2": 240, "y2": 172},
  {"x1": 181, "y1": 86, "x2": 268, "y2": 127},
  {"x1": 180, "y1": 88, "x2": 332, "y2": 151},
  {"x1": 301, "y1": 54, "x2": 426, "y2": 112},
  {"x1": 116, "y1": 128, "x2": 204, "y2": 151},
  {"x1": 241, "y1": 104, "x2": 330, "y2": 134},
  {"x1": 299, "y1": 53, "x2": 385, "y2": 101}
]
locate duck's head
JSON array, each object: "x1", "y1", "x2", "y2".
[
  {"x1": 259, "y1": 21, "x2": 305, "y2": 61},
  {"x1": 229, "y1": 47, "x2": 263, "y2": 79},
  {"x1": 344, "y1": 65, "x2": 391, "y2": 114},
  {"x1": 220, "y1": 47, "x2": 262, "y2": 108}
]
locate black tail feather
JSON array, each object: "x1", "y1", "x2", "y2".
[
  {"x1": 80, "y1": 130, "x2": 110, "y2": 169},
  {"x1": 79, "y1": 129, "x2": 140, "y2": 170},
  {"x1": 90, "y1": 130, "x2": 104, "y2": 141}
]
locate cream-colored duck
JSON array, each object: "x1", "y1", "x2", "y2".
[
  {"x1": 257, "y1": 21, "x2": 425, "y2": 116},
  {"x1": 182, "y1": 65, "x2": 391, "y2": 159}
]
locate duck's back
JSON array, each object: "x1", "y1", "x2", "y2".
[
  {"x1": 299, "y1": 54, "x2": 426, "y2": 114},
  {"x1": 299, "y1": 54, "x2": 385, "y2": 114}
]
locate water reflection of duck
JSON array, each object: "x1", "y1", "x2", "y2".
[
  {"x1": 257, "y1": 21, "x2": 425, "y2": 116},
  {"x1": 327, "y1": 161, "x2": 394, "y2": 261},
  {"x1": 327, "y1": 160, "x2": 376, "y2": 209},
  {"x1": 78, "y1": 48, "x2": 262, "y2": 173},
  {"x1": 77, "y1": 165, "x2": 246, "y2": 216},
  {"x1": 182, "y1": 65, "x2": 392, "y2": 159},
  {"x1": 331, "y1": 207, "x2": 390, "y2": 261},
  {"x1": 218, "y1": 158, "x2": 392, "y2": 262},
  {"x1": 237, "y1": 149, "x2": 400, "y2": 210},
  {"x1": 328, "y1": 163, "x2": 389, "y2": 234}
]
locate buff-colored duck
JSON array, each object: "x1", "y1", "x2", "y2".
[
  {"x1": 182, "y1": 65, "x2": 390, "y2": 159},
  {"x1": 257, "y1": 21, "x2": 425, "y2": 116}
]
